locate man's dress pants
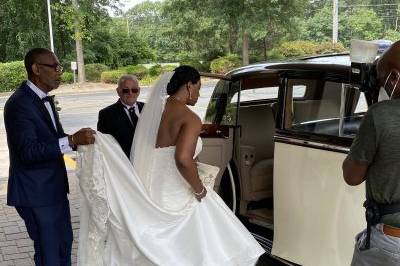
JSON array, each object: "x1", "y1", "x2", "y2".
[{"x1": 16, "y1": 200, "x2": 73, "y2": 266}]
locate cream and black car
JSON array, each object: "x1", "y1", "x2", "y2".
[{"x1": 197, "y1": 54, "x2": 374, "y2": 266}]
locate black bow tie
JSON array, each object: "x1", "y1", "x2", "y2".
[{"x1": 42, "y1": 96, "x2": 53, "y2": 103}]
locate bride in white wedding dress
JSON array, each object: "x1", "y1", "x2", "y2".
[{"x1": 76, "y1": 66, "x2": 265, "y2": 265}]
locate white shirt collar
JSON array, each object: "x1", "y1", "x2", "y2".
[
  {"x1": 121, "y1": 100, "x2": 138, "y2": 110},
  {"x1": 26, "y1": 80, "x2": 48, "y2": 99}
]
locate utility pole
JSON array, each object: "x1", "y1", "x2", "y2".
[
  {"x1": 332, "y1": 0, "x2": 339, "y2": 43},
  {"x1": 46, "y1": 0, "x2": 54, "y2": 52},
  {"x1": 72, "y1": 0, "x2": 86, "y2": 83},
  {"x1": 126, "y1": 17, "x2": 130, "y2": 37}
]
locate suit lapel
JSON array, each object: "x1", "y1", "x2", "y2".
[
  {"x1": 23, "y1": 84, "x2": 59, "y2": 136},
  {"x1": 48, "y1": 96, "x2": 64, "y2": 136},
  {"x1": 138, "y1": 102, "x2": 144, "y2": 112}
]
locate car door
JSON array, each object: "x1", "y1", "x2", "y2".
[
  {"x1": 197, "y1": 74, "x2": 239, "y2": 195},
  {"x1": 271, "y1": 71, "x2": 366, "y2": 266}
]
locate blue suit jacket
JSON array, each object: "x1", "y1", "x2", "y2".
[{"x1": 4, "y1": 82, "x2": 69, "y2": 207}]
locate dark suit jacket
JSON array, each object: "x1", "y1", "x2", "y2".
[
  {"x1": 4, "y1": 82, "x2": 69, "y2": 207},
  {"x1": 97, "y1": 100, "x2": 144, "y2": 158}
]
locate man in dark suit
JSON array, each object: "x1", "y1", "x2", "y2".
[
  {"x1": 97, "y1": 74, "x2": 144, "y2": 158},
  {"x1": 4, "y1": 48, "x2": 96, "y2": 266}
]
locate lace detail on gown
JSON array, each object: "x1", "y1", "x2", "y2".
[{"x1": 76, "y1": 140, "x2": 110, "y2": 266}]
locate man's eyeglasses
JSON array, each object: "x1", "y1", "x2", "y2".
[
  {"x1": 38, "y1": 63, "x2": 64, "y2": 73},
  {"x1": 122, "y1": 88, "x2": 139, "y2": 94}
]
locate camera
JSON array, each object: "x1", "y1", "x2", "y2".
[{"x1": 349, "y1": 40, "x2": 379, "y2": 93}]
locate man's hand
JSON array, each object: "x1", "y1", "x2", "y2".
[{"x1": 69, "y1": 128, "x2": 96, "y2": 146}]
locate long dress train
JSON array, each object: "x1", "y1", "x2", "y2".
[{"x1": 77, "y1": 133, "x2": 264, "y2": 265}]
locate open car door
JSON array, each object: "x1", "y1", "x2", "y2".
[{"x1": 197, "y1": 73, "x2": 238, "y2": 203}]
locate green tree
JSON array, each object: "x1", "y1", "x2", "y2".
[
  {"x1": 0, "y1": 0, "x2": 49, "y2": 62},
  {"x1": 340, "y1": 8, "x2": 384, "y2": 44},
  {"x1": 125, "y1": 1, "x2": 186, "y2": 62},
  {"x1": 0, "y1": 0, "x2": 125, "y2": 72},
  {"x1": 53, "y1": 0, "x2": 121, "y2": 81},
  {"x1": 163, "y1": 0, "x2": 307, "y2": 65},
  {"x1": 301, "y1": 2, "x2": 384, "y2": 45}
]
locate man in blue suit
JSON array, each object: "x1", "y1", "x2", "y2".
[{"x1": 4, "y1": 48, "x2": 96, "y2": 266}]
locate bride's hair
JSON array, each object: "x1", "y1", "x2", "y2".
[{"x1": 167, "y1": 65, "x2": 200, "y2": 95}]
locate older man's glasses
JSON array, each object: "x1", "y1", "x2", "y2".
[
  {"x1": 122, "y1": 88, "x2": 139, "y2": 94},
  {"x1": 38, "y1": 63, "x2": 64, "y2": 73}
]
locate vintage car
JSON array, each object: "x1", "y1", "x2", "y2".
[{"x1": 197, "y1": 53, "x2": 375, "y2": 266}]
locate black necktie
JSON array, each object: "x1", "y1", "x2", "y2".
[{"x1": 128, "y1": 106, "x2": 137, "y2": 125}]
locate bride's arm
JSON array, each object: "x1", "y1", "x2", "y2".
[{"x1": 174, "y1": 115, "x2": 205, "y2": 200}]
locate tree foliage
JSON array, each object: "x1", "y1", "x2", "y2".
[
  {"x1": 1, "y1": 0, "x2": 400, "y2": 71},
  {"x1": 0, "y1": 0, "x2": 153, "y2": 69}
]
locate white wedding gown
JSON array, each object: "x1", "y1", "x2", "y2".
[{"x1": 76, "y1": 133, "x2": 264, "y2": 265}]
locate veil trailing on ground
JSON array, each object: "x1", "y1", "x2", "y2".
[{"x1": 130, "y1": 72, "x2": 174, "y2": 192}]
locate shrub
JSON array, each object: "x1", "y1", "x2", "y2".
[
  {"x1": 101, "y1": 70, "x2": 124, "y2": 84},
  {"x1": 121, "y1": 65, "x2": 148, "y2": 80},
  {"x1": 161, "y1": 65, "x2": 177, "y2": 73},
  {"x1": 61, "y1": 72, "x2": 74, "y2": 84},
  {"x1": 210, "y1": 54, "x2": 241, "y2": 74},
  {"x1": 0, "y1": 61, "x2": 26, "y2": 92},
  {"x1": 269, "y1": 41, "x2": 347, "y2": 59},
  {"x1": 149, "y1": 64, "x2": 162, "y2": 77},
  {"x1": 383, "y1": 29, "x2": 400, "y2": 42},
  {"x1": 266, "y1": 48, "x2": 285, "y2": 60},
  {"x1": 315, "y1": 42, "x2": 347, "y2": 54},
  {"x1": 85, "y1": 63, "x2": 109, "y2": 82},
  {"x1": 179, "y1": 58, "x2": 210, "y2": 72},
  {"x1": 140, "y1": 74, "x2": 159, "y2": 86},
  {"x1": 276, "y1": 41, "x2": 318, "y2": 58}
]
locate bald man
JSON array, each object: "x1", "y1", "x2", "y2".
[
  {"x1": 343, "y1": 41, "x2": 400, "y2": 265},
  {"x1": 4, "y1": 48, "x2": 96, "y2": 266}
]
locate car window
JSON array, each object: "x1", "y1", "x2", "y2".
[
  {"x1": 230, "y1": 85, "x2": 306, "y2": 103},
  {"x1": 230, "y1": 87, "x2": 278, "y2": 103},
  {"x1": 204, "y1": 80, "x2": 240, "y2": 125},
  {"x1": 284, "y1": 79, "x2": 362, "y2": 137}
]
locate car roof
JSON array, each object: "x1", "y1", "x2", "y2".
[{"x1": 226, "y1": 53, "x2": 351, "y2": 80}]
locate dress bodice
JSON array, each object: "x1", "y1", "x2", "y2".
[
  {"x1": 149, "y1": 138, "x2": 203, "y2": 211},
  {"x1": 155, "y1": 137, "x2": 203, "y2": 158}
]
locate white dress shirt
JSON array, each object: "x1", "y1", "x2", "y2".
[{"x1": 26, "y1": 80, "x2": 72, "y2": 154}]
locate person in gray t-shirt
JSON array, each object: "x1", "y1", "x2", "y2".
[{"x1": 343, "y1": 41, "x2": 400, "y2": 266}]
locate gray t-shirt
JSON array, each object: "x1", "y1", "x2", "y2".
[{"x1": 349, "y1": 99, "x2": 400, "y2": 227}]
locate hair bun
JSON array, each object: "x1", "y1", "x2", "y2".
[
  {"x1": 166, "y1": 65, "x2": 200, "y2": 96},
  {"x1": 166, "y1": 80, "x2": 177, "y2": 95}
]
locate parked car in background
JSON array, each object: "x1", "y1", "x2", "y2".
[{"x1": 197, "y1": 53, "x2": 375, "y2": 265}]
